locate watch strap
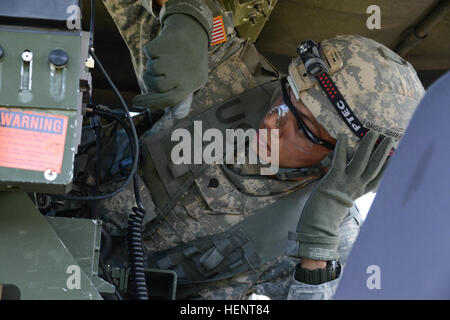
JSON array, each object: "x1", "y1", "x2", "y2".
[{"x1": 294, "y1": 261, "x2": 341, "y2": 285}]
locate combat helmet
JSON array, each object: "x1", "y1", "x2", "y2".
[{"x1": 287, "y1": 34, "x2": 425, "y2": 151}]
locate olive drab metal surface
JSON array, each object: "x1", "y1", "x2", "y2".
[
  {"x1": 0, "y1": 191, "x2": 104, "y2": 300},
  {"x1": 219, "y1": 0, "x2": 278, "y2": 42},
  {"x1": 0, "y1": 0, "x2": 79, "y2": 23},
  {"x1": 0, "y1": 18, "x2": 90, "y2": 193},
  {"x1": 0, "y1": 0, "x2": 109, "y2": 301}
]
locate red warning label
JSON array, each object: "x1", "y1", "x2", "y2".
[{"x1": 0, "y1": 107, "x2": 68, "y2": 173}]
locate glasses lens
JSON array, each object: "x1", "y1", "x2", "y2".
[
  {"x1": 267, "y1": 104, "x2": 289, "y2": 129},
  {"x1": 260, "y1": 103, "x2": 315, "y2": 162}
]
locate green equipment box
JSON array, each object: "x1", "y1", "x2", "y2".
[{"x1": 0, "y1": 26, "x2": 90, "y2": 194}]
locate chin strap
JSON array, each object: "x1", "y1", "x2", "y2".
[{"x1": 276, "y1": 167, "x2": 322, "y2": 180}]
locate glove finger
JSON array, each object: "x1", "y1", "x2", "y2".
[
  {"x1": 132, "y1": 88, "x2": 186, "y2": 109},
  {"x1": 362, "y1": 136, "x2": 395, "y2": 181},
  {"x1": 143, "y1": 35, "x2": 166, "y2": 59},
  {"x1": 143, "y1": 42, "x2": 160, "y2": 60},
  {"x1": 346, "y1": 130, "x2": 379, "y2": 176},
  {"x1": 365, "y1": 156, "x2": 391, "y2": 193},
  {"x1": 329, "y1": 133, "x2": 348, "y2": 174},
  {"x1": 143, "y1": 59, "x2": 163, "y2": 77},
  {"x1": 145, "y1": 55, "x2": 175, "y2": 77},
  {"x1": 143, "y1": 73, "x2": 178, "y2": 93}
]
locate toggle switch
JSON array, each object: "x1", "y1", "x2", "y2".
[{"x1": 22, "y1": 50, "x2": 33, "y2": 62}]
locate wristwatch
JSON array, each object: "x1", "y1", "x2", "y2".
[{"x1": 294, "y1": 260, "x2": 341, "y2": 285}]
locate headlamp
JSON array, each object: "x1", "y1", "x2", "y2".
[
  {"x1": 287, "y1": 40, "x2": 343, "y2": 100},
  {"x1": 297, "y1": 40, "x2": 328, "y2": 77}
]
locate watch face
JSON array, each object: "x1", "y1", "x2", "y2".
[{"x1": 327, "y1": 260, "x2": 341, "y2": 279}]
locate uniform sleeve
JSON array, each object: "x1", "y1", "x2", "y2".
[
  {"x1": 287, "y1": 207, "x2": 362, "y2": 300},
  {"x1": 158, "y1": 0, "x2": 226, "y2": 45},
  {"x1": 287, "y1": 277, "x2": 340, "y2": 300},
  {"x1": 101, "y1": 0, "x2": 160, "y2": 91},
  {"x1": 101, "y1": 1, "x2": 155, "y2": 43},
  {"x1": 138, "y1": 0, "x2": 163, "y2": 18},
  {"x1": 139, "y1": 0, "x2": 221, "y2": 25},
  {"x1": 101, "y1": 0, "x2": 226, "y2": 87}
]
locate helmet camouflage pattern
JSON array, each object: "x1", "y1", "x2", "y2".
[{"x1": 292, "y1": 35, "x2": 425, "y2": 150}]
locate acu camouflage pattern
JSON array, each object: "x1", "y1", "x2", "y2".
[
  {"x1": 298, "y1": 35, "x2": 425, "y2": 150},
  {"x1": 102, "y1": 0, "x2": 239, "y2": 92},
  {"x1": 101, "y1": 0, "x2": 159, "y2": 92}
]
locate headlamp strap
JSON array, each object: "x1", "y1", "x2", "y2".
[
  {"x1": 315, "y1": 72, "x2": 369, "y2": 139},
  {"x1": 315, "y1": 72, "x2": 396, "y2": 156}
]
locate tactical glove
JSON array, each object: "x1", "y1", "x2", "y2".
[
  {"x1": 133, "y1": 13, "x2": 209, "y2": 110},
  {"x1": 291, "y1": 130, "x2": 394, "y2": 261}
]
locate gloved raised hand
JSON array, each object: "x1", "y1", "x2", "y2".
[
  {"x1": 132, "y1": 13, "x2": 209, "y2": 110},
  {"x1": 291, "y1": 130, "x2": 394, "y2": 261}
]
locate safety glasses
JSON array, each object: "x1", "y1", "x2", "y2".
[{"x1": 280, "y1": 77, "x2": 335, "y2": 150}]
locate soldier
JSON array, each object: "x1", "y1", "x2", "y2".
[{"x1": 93, "y1": 1, "x2": 424, "y2": 299}]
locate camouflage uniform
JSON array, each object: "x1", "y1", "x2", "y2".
[
  {"x1": 102, "y1": 0, "x2": 240, "y2": 93},
  {"x1": 97, "y1": 1, "x2": 422, "y2": 300}
]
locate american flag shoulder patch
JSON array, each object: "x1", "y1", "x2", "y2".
[{"x1": 211, "y1": 16, "x2": 227, "y2": 46}]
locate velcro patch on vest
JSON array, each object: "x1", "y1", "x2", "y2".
[{"x1": 211, "y1": 16, "x2": 227, "y2": 46}]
